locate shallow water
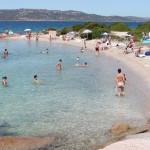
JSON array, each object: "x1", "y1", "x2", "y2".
[{"x1": 0, "y1": 39, "x2": 149, "y2": 149}]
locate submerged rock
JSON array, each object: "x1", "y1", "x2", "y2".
[
  {"x1": 0, "y1": 136, "x2": 54, "y2": 150},
  {"x1": 110, "y1": 123, "x2": 132, "y2": 136}
]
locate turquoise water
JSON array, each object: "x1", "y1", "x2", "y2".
[{"x1": 0, "y1": 39, "x2": 149, "y2": 149}]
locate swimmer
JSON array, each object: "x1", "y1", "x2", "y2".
[
  {"x1": 74, "y1": 62, "x2": 88, "y2": 67},
  {"x1": 46, "y1": 48, "x2": 49, "y2": 54},
  {"x1": 76, "y1": 57, "x2": 80, "y2": 64},
  {"x1": 2, "y1": 76, "x2": 7, "y2": 86},
  {"x1": 41, "y1": 48, "x2": 49, "y2": 54},
  {"x1": 56, "y1": 59, "x2": 62, "y2": 70},
  {"x1": 33, "y1": 75, "x2": 40, "y2": 84},
  {"x1": 4, "y1": 49, "x2": 8, "y2": 58},
  {"x1": 115, "y1": 69, "x2": 125, "y2": 97},
  {"x1": 81, "y1": 47, "x2": 84, "y2": 53}
]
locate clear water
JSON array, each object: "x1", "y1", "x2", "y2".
[
  {"x1": 0, "y1": 39, "x2": 149, "y2": 149},
  {"x1": 0, "y1": 21, "x2": 142, "y2": 33}
]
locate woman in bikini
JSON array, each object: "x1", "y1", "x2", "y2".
[{"x1": 116, "y1": 69, "x2": 125, "y2": 97}]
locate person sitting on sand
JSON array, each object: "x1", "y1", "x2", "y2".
[
  {"x1": 4, "y1": 49, "x2": 8, "y2": 58},
  {"x1": 115, "y1": 69, "x2": 125, "y2": 97},
  {"x1": 125, "y1": 36, "x2": 135, "y2": 52},
  {"x1": 2, "y1": 76, "x2": 7, "y2": 86},
  {"x1": 135, "y1": 47, "x2": 145, "y2": 57},
  {"x1": 56, "y1": 59, "x2": 62, "y2": 70}
]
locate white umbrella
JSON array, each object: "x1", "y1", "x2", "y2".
[
  {"x1": 82, "y1": 29, "x2": 92, "y2": 39},
  {"x1": 69, "y1": 31, "x2": 75, "y2": 35},
  {"x1": 24, "y1": 29, "x2": 31, "y2": 32},
  {"x1": 101, "y1": 32, "x2": 109, "y2": 42},
  {"x1": 102, "y1": 32, "x2": 108, "y2": 35}
]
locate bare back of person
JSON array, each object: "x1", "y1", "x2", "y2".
[{"x1": 116, "y1": 69, "x2": 125, "y2": 97}]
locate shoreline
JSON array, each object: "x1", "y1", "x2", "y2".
[{"x1": 2, "y1": 34, "x2": 150, "y2": 150}]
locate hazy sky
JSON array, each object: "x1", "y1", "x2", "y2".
[{"x1": 0, "y1": 0, "x2": 149, "y2": 17}]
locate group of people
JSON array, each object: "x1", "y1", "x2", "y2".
[{"x1": 1, "y1": 44, "x2": 126, "y2": 97}]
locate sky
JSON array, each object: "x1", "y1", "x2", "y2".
[{"x1": 0, "y1": 0, "x2": 150, "y2": 18}]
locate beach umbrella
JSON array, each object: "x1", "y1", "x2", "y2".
[
  {"x1": 24, "y1": 29, "x2": 31, "y2": 32},
  {"x1": 101, "y1": 32, "x2": 109, "y2": 42},
  {"x1": 69, "y1": 31, "x2": 75, "y2": 35},
  {"x1": 8, "y1": 30, "x2": 13, "y2": 35},
  {"x1": 82, "y1": 29, "x2": 92, "y2": 39},
  {"x1": 102, "y1": 32, "x2": 108, "y2": 36}
]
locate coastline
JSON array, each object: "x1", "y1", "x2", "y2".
[{"x1": 2, "y1": 34, "x2": 150, "y2": 150}]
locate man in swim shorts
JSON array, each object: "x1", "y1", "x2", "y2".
[
  {"x1": 2, "y1": 76, "x2": 7, "y2": 86},
  {"x1": 115, "y1": 69, "x2": 125, "y2": 97}
]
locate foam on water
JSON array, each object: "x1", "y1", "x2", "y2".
[{"x1": 0, "y1": 39, "x2": 149, "y2": 149}]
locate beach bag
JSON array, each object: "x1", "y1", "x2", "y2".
[{"x1": 145, "y1": 51, "x2": 150, "y2": 56}]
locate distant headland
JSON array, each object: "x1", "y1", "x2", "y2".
[{"x1": 0, "y1": 9, "x2": 150, "y2": 22}]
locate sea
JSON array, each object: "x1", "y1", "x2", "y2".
[
  {"x1": 0, "y1": 38, "x2": 150, "y2": 149},
  {"x1": 0, "y1": 21, "x2": 144, "y2": 33}
]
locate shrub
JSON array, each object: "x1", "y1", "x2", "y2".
[
  {"x1": 110, "y1": 22, "x2": 131, "y2": 31},
  {"x1": 136, "y1": 22, "x2": 150, "y2": 32},
  {"x1": 59, "y1": 28, "x2": 69, "y2": 35},
  {"x1": 71, "y1": 24, "x2": 84, "y2": 32},
  {"x1": 92, "y1": 27, "x2": 110, "y2": 39}
]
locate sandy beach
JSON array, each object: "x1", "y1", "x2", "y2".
[{"x1": 2, "y1": 32, "x2": 150, "y2": 150}]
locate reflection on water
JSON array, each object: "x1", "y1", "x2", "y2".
[{"x1": 0, "y1": 39, "x2": 149, "y2": 149}]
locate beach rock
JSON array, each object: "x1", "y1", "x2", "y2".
[
  {"x1": 99, "y1": 138, "x2": 150, "y2": 150},
  {"x1": 0, "y1": 136, "x2": 54, "y2": 150},
  {"x1": 129, "y1": 124, "x2": 150, "y2": 135},
  {"x1": 110, "y1": 123, "x2": 132, "y2": 135}
]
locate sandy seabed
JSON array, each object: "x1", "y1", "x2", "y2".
[{"x1": 2, "y1": 32, "x2": 150, "y2": 150}]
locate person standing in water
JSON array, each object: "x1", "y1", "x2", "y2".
[
  {"x1": 4, "y1": 49, "x2": 9, "y2": 58},
  {"x1": 84, "y1": 38, "x2": 87, "y2": 48},
  {"x1": 36, "y1": 33, "x2": 39, "y2": 41},
  {"x1": 115, "y1": 69, "x2": 125, "y2": 97},
  {"x1": 56, "y1": 59, "x2": 62, "y2": 70},
  {"x1": 2, "y1": 76, "x2": 7, "y2": 86}
]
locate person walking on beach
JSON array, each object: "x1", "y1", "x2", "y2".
[
  {"x1": 50, "y1": 35, "x2": 52, "y2": 42},
  {"x1": 115, "y1": 69, "x2": 125, "y2": 97},
  {"x1": 56, "y1": 59, "x2": 62, "y2": 70},
  {"x1": 95, "y1": 42, "x2": 100, "y2": 54}
]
